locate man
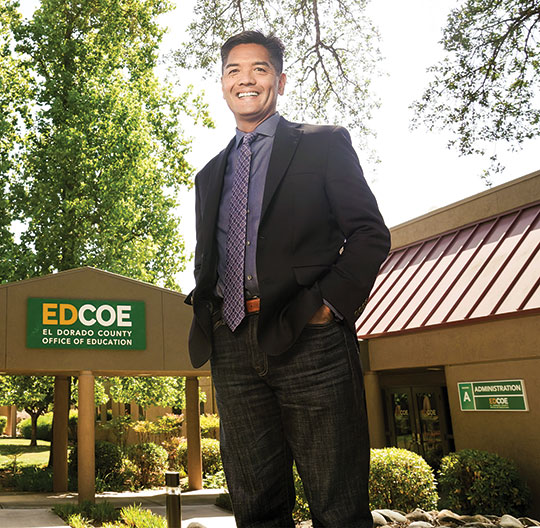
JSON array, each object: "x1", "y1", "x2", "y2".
[{"x1": 186, "y1": 31, "x2": 390, "y2": 528}]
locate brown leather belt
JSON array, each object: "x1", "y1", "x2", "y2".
[{"x1": 245, "y1": 297, "x2": 260, "y2": 314}]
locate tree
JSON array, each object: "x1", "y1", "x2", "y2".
[
  {"x1": 5, "y1": 0, "x2": 212, "y2": 287},
  {"x1": 0, "y1": 376, "x2": 55, "y2": 446},
  {"x1": 107, "y1": 376, "x2": 185, "y2": 410},
  {"x1": 412, "y1": 0, "x2": 540, "y2": 178},
  {"x1": 175, "y1": 0, "x2": 381, "y2": 151},
  {"x1": 0, "y1": 1, "x2": 31, "y2": 282},
  {"x1": 0, "y1": 0, "x2": 211, "y2": 462}
]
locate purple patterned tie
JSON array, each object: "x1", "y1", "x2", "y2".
[{"x1": 223, "y1": 132, "x2": 258, "y2": 331}]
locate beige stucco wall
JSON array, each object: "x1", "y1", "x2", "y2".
[
  {"x1": 446, "y1": 359, "x2": 540, "y2": 516},
  {"x1": 368, "y1": 314, "x2": 540, "y2": 372},
  {"x1": 390, "y1": 169, "x2": 540, "y2": 250},
  {"x1": 366, "y1": 316, "x2": 540, "y2": 514}
]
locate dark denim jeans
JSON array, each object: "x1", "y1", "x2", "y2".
[{"x1": 210, "y1": 313, "x2": 371, "y2": 528}]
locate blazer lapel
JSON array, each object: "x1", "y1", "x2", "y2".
[
  {"x1": 199, "y1": 137, "x2": 235, "y2": 285},
  {"x1": 261, "y1": 118, "x2": 303, "y2": 221}
]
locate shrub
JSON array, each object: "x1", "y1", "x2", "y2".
[
  {"x1": 127, "y1": 442, "x2": 168, "y2": 489},
  {"x1": 154, "y1": 414, "x2": 184, "y2": 441},
  {"x1": 0, "y1": 416, "x2": 7, "y2": 435},
  {"x1": 69, "y1": 441, "x2": 124, "y2": 486},
  {"x1": 11, "y1": 466, "x2": 53, "y2": 492},
  {"x1": 53, "y1": 501, "x2": 118, "y2": 526},
  {"x1": 369, "y1": 448, "x2": 438, "y2": 511},
  {"x1": 438, "y1": 449, "x2": 531, "y2": 515},
  {"x1": 18, "y1": 413, "x2": 53, "y2": 441},
  {"x1": 200, "y1": 414, "x2": 220, "y2": 439},
  {"x1": 175, "y1": 437, "x2": 223, "y2": 477},
  {"x1": 203, "y1": 468, "x2": 227, "y2": 489},
  {"x1": 102, "y1": 504, "x2": 166, "y2": 528},
  {"x1": 161, "y1": 436, "x2": 186, "y2": 474}
]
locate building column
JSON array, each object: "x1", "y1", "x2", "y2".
[
  {"x1": 364, "y1": 370, "x2": 386, "y2": 448},
  {"x1": 185, "y1": 376, "x2": 202, "y2": 490},
  {"x1": 99, "y1": 403, "x2": 107, "y2": 424},
  {"x1": 53, "y1": 376, "x2": 70, "y2": 492},
  {"x1": 78, "y1": 371, "x2": 95, "y2": 503},
  {"x1": 5, "y1": 405, "x2": 17, "y2": 437}
]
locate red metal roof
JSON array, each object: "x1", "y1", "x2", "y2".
[{"x1": 356, "y1": 201, "x2": 540, "y2": 339}]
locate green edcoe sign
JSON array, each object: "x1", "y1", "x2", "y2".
[
  {"x1": 458, "y1": 380, "x2": 528, "y2": 411},
  {"x1": 27, "y1": 298, "x2": 146, "y2": 350}
]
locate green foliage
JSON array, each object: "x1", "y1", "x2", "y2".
[
  {"x1": 53, "y1": 501, "x2": 119, "y2": 526},
  {"x1": 413, "y1": 0, "x2": 540, "y2": 178},
  {"x1": 9, "y1": 465, "x2": 53, "y2": 492},
  {"x1": 176, "y1": 0, "x2": 381, "y2": 150},
  {"x1": 102, "y1": 416, "x2": 133, "y2": 449},
  {"x1": 131, "y1": 414, "x2": 184, "y2": 443},
  {"x1": 0, "y1": 1, "x2": 212, "y2": 286},
  {"x1": 0, "y1": 376, "x2": 54, "y2": 446},
  {"x1": 369, "y1": 448, "x2": 438, "y2": 511},
  {"x1": 18, "y1": 412, "x2": 53, "y2": 441},
  {"x1": 438, "y1": 449, "x2": 531, "y2": 515},
  {"x1": 161, "y1": 436, "x2": 186, "y2": 474},
  {"x1": 0, "y1": 0, "x2": 32, "y2": 282},
  {"x1": 175, "y1": 437, "x2": 223, "y2": 477},
  {"x1": 203, "y1": 468, "x2": 227, "y2": 489},
  {"x1": 103, "y1": 504, "x2": 167, "y2": 528},
  {"x1": 0, "y1": 415, "x2": 6, "y2": 434},
  {"x1": 66, "y1": 514, "x2": 92, "y2": 528},
  {"x1": 69, "y1": 441, "x2": 124, "y2": 487},
  {"x1": 200, "y1": 413, "x2": 219, "y2": 439},
  {"x1": 108, "y1": 377, "x2": 185, "y2": 410},
  {"x1": 292, "y1": 464, "x2": 310, "y2": 522},
  {"x1": 127, "y1": 442, "x2": 168, "y2": 489}
]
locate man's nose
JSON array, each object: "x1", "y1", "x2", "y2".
[{"x1": 238, "y1": 70, "x2": 255, "y2": 85}]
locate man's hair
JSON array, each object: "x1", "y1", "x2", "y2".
[{"x1": 221, "y1": 31, "x2": 285, "y2": 74}]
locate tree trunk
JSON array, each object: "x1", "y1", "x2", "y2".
[{"x1": 30, "y1": 412, "x2": 39, "y2": 447}]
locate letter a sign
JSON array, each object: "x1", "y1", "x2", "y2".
[{"x1": 458, "y1": 383, "x2": 475, "y2": 410}]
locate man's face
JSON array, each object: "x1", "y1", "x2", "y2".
[{"x1": 221, "y1": 43, "x2": 286, "y2": 131}]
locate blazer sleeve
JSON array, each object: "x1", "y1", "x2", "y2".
[{"x1": 317, "y1": 126, "x2": 390, "y2": 323}]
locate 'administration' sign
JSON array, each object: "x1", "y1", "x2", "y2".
[
  {"x1": 458, "y1": 380, "x2": 528, "y2": 411},
  {"x1": 27, "y1": 298, "x2": 146, "y2": 350}
]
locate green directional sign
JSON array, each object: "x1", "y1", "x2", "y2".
[
  {"x1": 27, "y1": 298, "x2": 146, "y2": 350},
  {"x1": 458, "y1": 383, "x2": 475, "y2": 410},
  {"x1": 458, "y1": 380, "x2": 528, "y2": 411}
]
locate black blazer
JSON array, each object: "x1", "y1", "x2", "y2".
[{"x1": 186, "y1": 117, "x2": 390, "y2": 368}]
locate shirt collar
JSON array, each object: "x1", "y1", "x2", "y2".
[{"x1": 235, "y1": 112, "x2": 280, "y2": 148}]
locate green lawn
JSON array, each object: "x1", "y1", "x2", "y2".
[{"x1": 0, "y1": 438, "x2": 51, "y2": 467}]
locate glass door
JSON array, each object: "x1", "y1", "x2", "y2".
[
  {"x1": 413, "y1": 388, "x2": 444, "y2": 468},
  {"x1": 385, "y1": 386, "x2": 453, "y2": 468}
]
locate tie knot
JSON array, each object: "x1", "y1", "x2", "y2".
[{"x1": 242, "y1": 132, "x2": 257, "y2": 146}]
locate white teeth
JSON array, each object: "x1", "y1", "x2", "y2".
[{"x1": 238, "y1": 92, "x2": 258, "y2": 98}]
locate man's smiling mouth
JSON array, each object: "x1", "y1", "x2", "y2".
[{"x1": 238, "y1": 92, "x2": 258, "y2": 98}]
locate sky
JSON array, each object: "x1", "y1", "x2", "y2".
[
  {"x1": 18, "y1": 1, "x2": 540, "y2": 293},
  {"x1": 166, "y1": 0, "x2": 540, "y2": 292}
]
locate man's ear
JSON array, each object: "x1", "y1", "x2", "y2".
[{"x1": 278, "y1": 73, "x2": 286, "y2": 95}]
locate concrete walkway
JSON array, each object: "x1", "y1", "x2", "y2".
[{"x1": 0, "y1": 489, "x2": 236, "y2": 528}]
